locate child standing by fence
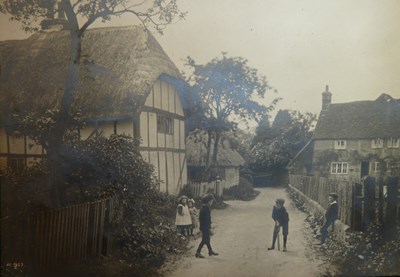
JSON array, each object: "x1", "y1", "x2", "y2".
[{"x1": 188, "y1": 198, "x2": 198, "y2": 236}]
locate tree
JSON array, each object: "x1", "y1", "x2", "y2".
[
  {"x1": 185, "y1": 53, "x2": 279, "y2": 171},
  {"x1": 251, "y1": 110, "x2": 316, "y2": 181},
  {"x1": 0, "y1": 0, "x2": 185, "y2": 206}
]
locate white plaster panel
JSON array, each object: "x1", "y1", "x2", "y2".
[
  {"x1": 140, "y1": 151, "x2": 149, "y2": 163},
  {"x1": 174, "y1": 153, "x2": 181, "y2": 191},
  {"x1": 144, "y1": 88, "x2": 154, "y2": 107},
  {"x1": 148, "y1": 113, "x2": 157, "y2": 147},
  {"x1": 9, "y1": 135, "x2": 25, "y2": 154},
  {"x1": 153, "y1": 80, "x2": 162, "y2": 109},
  {"x1": 168, "y1": 84, "x2": 175, "y2": 113},
  {"x1": 0, "y1": 157, "x2": 7, "y2": 172},
  {"x1": 175, "y1": 90, "x2": 184, "y2": 116},
  {"x1": 166, "y1": 134, "x2": 173, "y2": 148},
  {"x1": 161, "y1": 81, "x2": 169, "y2": 111},
  {"x1": 180, "y1": 153, "x2": 187, "y2": 186},
  {"x1": 158, "y1": 133, "x2": 165, "y2": 148},
  {"x1": 173, "y1": 119, "x2": 179, "y2": 149},
  {"x1": 166, "y1": 151, "x2": 175, "y2": 193},
  {"x1": 80, "y1": 125, "x2": 96, "y2": 140},
  {"x1": 158, "y1": 151, "x2": 167, "y2": 192},
  {"x1": 117, "y1": 120, "x2": 134, "y2": 137},
  {"x1": 98, "y1": 122, "x2": 114, "y2": 137},
  {"x1": 149, "y1": 151, "x2": 159, "y2": 180},
  {"x1": 26, "y1": 137, "x2": 42, "y2": 155},
  {"x1": 0, "y1": 128, "x2": 7, "y2": 153},
  {"x1": 140, "y1": 113, "x2": 149, "y2": 147},
  {"x1": 180, "y1": 120, "x2": 185, "y2": 149}
]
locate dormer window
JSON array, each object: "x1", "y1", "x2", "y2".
[
  {"x1": 387, "y1": 138, "x2": 399, "y2": 148},
  {"x1": 334, "y1": 140, "x2": 346, "y2": 149},
  {"x1": 371, "y1": 138, "x2": 383, "y2": 148}
]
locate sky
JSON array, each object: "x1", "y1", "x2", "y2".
[{"x1": 1, "y1": 0, "x2": 400, "y2": 121}]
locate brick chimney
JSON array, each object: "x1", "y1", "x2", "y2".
[{"x1": 321, "y1": 85, "x2": 332, "y2": 111}]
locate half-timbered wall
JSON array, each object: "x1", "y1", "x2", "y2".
[
  {"x1": 139, "y1": 79, "x2": 187, "y2": 194},
  {"x1": 0, "y1": 79, "x2": 187, "y2": 195},
  {"x1": 0, "y1": 127, "x2": 44, "y2": 173}
]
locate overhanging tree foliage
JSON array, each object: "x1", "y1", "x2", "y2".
[
  {"x1": 0, "y1": 0, "x2": 185, "y2": 206},
  {"x1": 251, "y1": 110, "x2": 316, "y2": 177},
  {"x1": 185, "y1": 53, "x2": 280, "y2": 173}
]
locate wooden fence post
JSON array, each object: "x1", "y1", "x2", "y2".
[
  {"x1": 377, "y1": 176, "x2": 384, "y2": 224},
  {"x1": 386, "y1": 176, "x2": 399, "y2": 227},
  {"x1": 352, "y1": 182, "x2": 363, "y2": 231},
  {"x1": 363, "y1": 177, "x2": 376, "y2": 229}
]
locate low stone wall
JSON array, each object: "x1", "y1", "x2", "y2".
[{"x1": 288, "y1": 184, "x2": 350, "y2": 241}]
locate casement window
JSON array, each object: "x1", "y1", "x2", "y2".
[
  {"x1": 331, "y1": 162, "x2": 348, "y2": 174},
  {"x1": 387, "y1": 138, "x2": 399, "y2": 148},
  {"x1": 371, "y1": 138, "x2": 383, "y2": 148},
  {"x1": 334, "y1": 140, "x2": 346, "y2": 149},
  {"x1": 9, "y1": 158, "x2": 25, "y2": 172},
  {"x1": 371, "y1": 162, "x2": 381, "y2": 173},
  {"x1": 157, "y1": 115, "x2": 173, "y2": 135}
]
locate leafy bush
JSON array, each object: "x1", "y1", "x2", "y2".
[
  {"x1": 2, "y1": 134, "x2": 189, "y2": 274},
  {"x1": 288, "y1": 187, "x2": 400, "y2": 276},
  {"x1": 223, "y1": 177, "x2": 259, "y2": 201}
]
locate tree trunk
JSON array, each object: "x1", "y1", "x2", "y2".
[
  {"x1": 205, "y1": 130, "x2": 212, "y2": 168},
  {"x1": 47, "y1": 22, "x2": 82, "y2": 207},
  {"x1": 212, "y1": 131, "x2": 221, "y2": 167}
]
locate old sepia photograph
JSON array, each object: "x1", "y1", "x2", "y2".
[{"x1": 0, "y1": 0, "x2": 399, "y2": 276}]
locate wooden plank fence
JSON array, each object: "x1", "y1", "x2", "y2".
[
  {"x1": 187, "y1": 181, "x2": 210, "y2": 198},
  {"x1": 290, "y1": 175, "x2": 400, "y2": 231},
  {"x1": 1, "y1": 196, "x2": 120, "y2": 275}
]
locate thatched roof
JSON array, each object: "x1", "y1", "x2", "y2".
[
  {"x1": 0, "y1": 25, "x2": 184, "y2": 120},
  {"x1": 313, "y1": 94, "x2": 400, "y2": 139},
  {"x1": 186, "y1": 132, "x2": 245, "y2": 167}
]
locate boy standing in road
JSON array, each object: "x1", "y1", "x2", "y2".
[
  {"x1": 195, "y1": 194, "x2": 219, "y2": 258},
  {"x1": 268, "y1": 198, "x2": 289, "y2": 252},
  {"x1": 318, "y1": 192, "x2": 339, "y2": 244}
]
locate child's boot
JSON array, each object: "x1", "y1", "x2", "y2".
[{"x1": 195, "y1": 252, "x2": 205, "y2": 258}]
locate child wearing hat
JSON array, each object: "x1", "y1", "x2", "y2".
[
  {"x1": 268, "y1": 198, "x2": 289, "y2": 252},
  {"x1": 175, "y1": 195, "x2": 192, "y2": 236},
  {"x1": 318, "y1": 192, "x2": 339, "y2": 244},
  {"x1": 195, "y1": 194, "x2": 218, "y2": 258}
]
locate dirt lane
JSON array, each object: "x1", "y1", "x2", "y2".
[{"x1": 164, "y1": 187, "x2": 332, "y2": 277}]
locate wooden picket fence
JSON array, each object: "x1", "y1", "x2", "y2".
[
  {"x1": 187, "y1": 181, "x2": 210, "y2": 198},
  {"x1": 1, "y1": 196, "x2": 120, "y2": 275},
  {"x1": 289, "y1": 175, "x2": 400, "y2": 230},
  {"x1": 289, "y1": 175, "x2": 353, "y2": 226}
]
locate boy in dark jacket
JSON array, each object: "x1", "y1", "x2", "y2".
[
  {"x1": 195, "y1": 194, "x2": 218, "y2": 258},
  {"x1": 268, "y1": 198, "x2": 289, "y2": 252},
  {"x1": 319, "y1": 192, "x2": 339, "y2": 244}
]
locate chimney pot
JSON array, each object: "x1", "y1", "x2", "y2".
[{"x1": 321, "y1": 85, "x2": 332, "y2": 111}]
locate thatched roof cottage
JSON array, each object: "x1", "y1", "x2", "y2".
[
  {"x1": 186, "y1": 132, "x2": 245, "y2": 195},
  {"x1": 0, "y1": 25, "x2": 188, "y2": 194}
]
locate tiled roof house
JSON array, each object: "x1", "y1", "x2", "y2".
[{"x1": 292, "y1": 86, "x2": 400, "y2": 181}]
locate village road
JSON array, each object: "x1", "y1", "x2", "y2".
[{"x1": 163, "y1": 187, "x2": 334, "y2": 277}]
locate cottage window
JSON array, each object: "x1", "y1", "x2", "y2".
[
  {"x1": 371, "y1": 138, "x2": 383, "y2": 148},
  {"x1": 9, "y1": 158, "x2": 25, "y2": 172},
  {"x1": 331, "y1": 162, "x2": 348, "y2": 174},
  {"x1": 334, "y1": 140, "x2": 346, "y2": 149},
  {"x1": 157, "y1": 115, "x2": 173, "y2": 135},
  {"x1": 371, "y1": 162, "x2": 381, "y2": 173},
  {"x1": 387, "y1": 138, "x2": 399, "y2": 148}
]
